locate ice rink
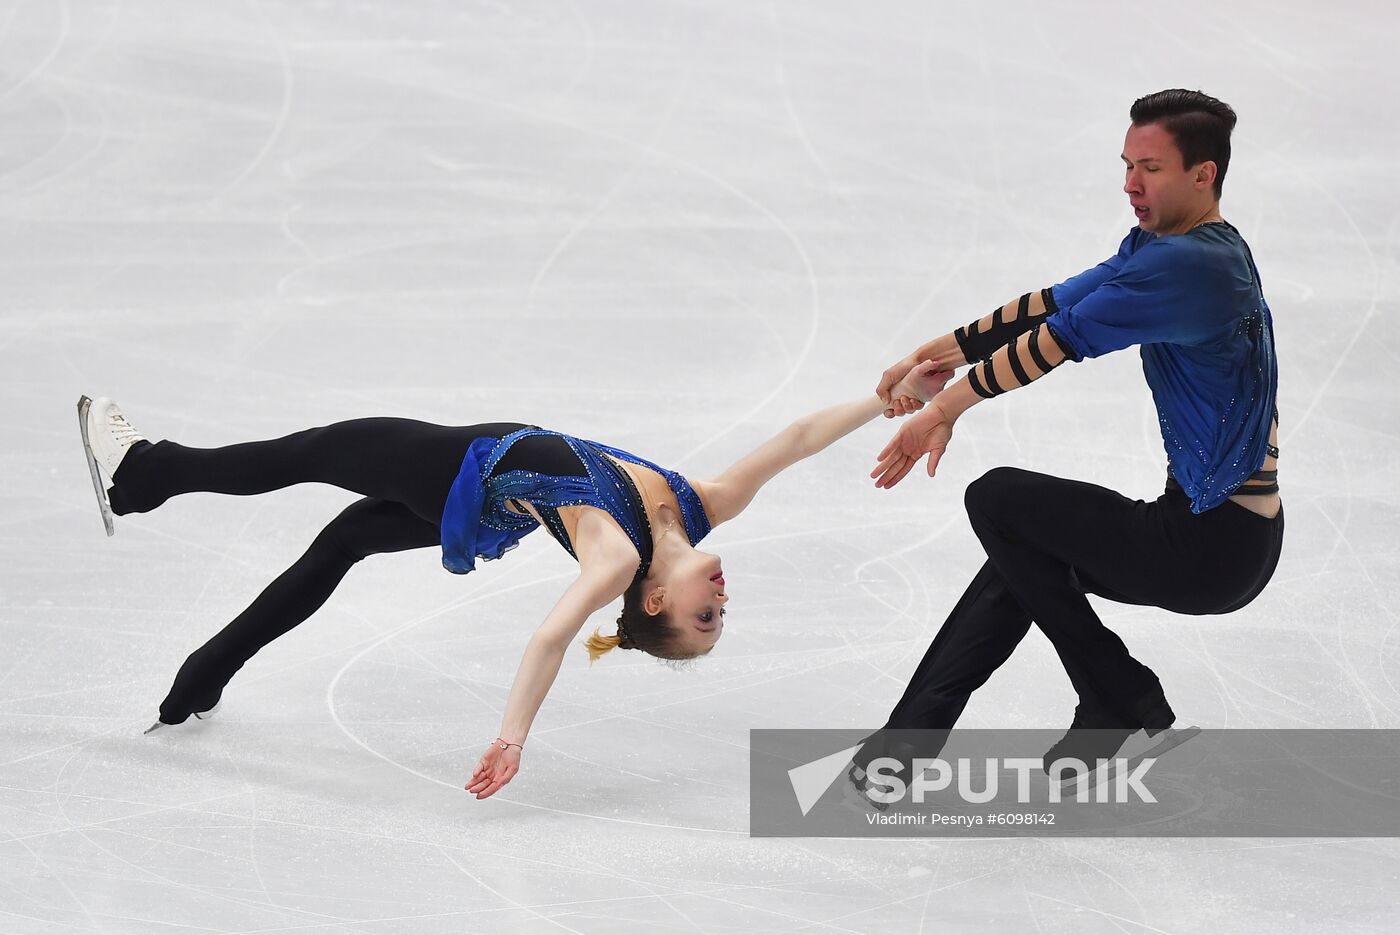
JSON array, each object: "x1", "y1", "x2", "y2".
[{"x1": 4, "y1": 1, "x2": 1398, "y2": 932}]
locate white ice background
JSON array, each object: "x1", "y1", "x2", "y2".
[{"x1": 2, "y1": 1, "x2": 1398, "y2": 932}]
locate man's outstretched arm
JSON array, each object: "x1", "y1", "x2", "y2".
[
  {"x1": 877, "y1": 289, "x2": 1058, "y2": 406},
  {"x1": 878, "y1": 233, "x2": 1139, "y2": 409}
]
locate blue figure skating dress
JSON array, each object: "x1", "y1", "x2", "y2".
[{"x1": 439, "y1": 427, "x2": 711, "y2": 578}]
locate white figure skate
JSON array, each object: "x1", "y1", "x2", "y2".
[{"x1": 77, "y1": 395, "x2": 147, "y2": 537}]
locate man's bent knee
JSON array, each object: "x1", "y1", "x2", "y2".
[{"x1": 964, "y1": 466, "x2": 1030, "y2": 515}]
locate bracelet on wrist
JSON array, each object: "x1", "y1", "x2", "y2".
[{"x1": 494, "y1": 737, "x2": 523, "y2": 751}]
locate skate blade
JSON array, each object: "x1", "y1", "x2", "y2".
[
  {"x1": 144, "y1": 702, "x2": 220, "y2": 735},
  {"x1": 77, "y1": 395, "x2": 115, "y2": 537},
  {"x1": 1059, "y1": 725, "x2": 1202, "y2": 794},
  {"x1": 839, "y1": 764, "x2": 887, "y2": 815},
  {"x1": 1133, "y1": 724, "x2": 1201, "y2": 763}
]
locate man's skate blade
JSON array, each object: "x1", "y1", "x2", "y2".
[
  {"x1": 1137, "y1": 725, "x2": 1200, "y2": 760},
  {"x1": 840, "y1": 764, "x2": 889, "y2": 815},
  {"x1": 142, "y1": 721, "x2": 167, "y2": 735},
  {"x1": 77, "y1": 395, "x2": 115, "y2": 537},
  {"x1": 1058, "y1": 725, "x2": 1202, "y2": 794}
]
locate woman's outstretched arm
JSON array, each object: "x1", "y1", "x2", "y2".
[
  {"x1": 466, "y1": 561, "x2": 634, "y2": 800},
  {"x1": 699, "y1": 363, "x2": 951, "y2": 526}
]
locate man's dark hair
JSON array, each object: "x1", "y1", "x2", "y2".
[{"x1": 1130, "y1": 89, "x2": 1237, "y2": 198}]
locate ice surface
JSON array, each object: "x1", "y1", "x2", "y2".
[{"x1": 3, "y1": 1, "x2": 1398, "y2": 932}]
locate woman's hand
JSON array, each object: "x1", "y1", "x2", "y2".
[
  {"x1": 876, "y1": 353, "x2": 923, "y2": 408},
  {"x1": 886, "y1": 361, "x2": 954, "y2": 418},
  {"x1": 466, "y1": 740, "x2": 521, "y2": 800},
  {"x1": 871, "y1": 397, "x2": 957, "y2": 488}
]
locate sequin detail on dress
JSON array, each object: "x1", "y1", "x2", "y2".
[{"x1": 439, "y1": 428, "x2": 712, "y2": 576}]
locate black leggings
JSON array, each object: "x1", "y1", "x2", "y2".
[
  {"x1": 110, "y1": 418, "x2": 535, "y2": 724},
  {"x1": 880, "y1": 467, "x2": 1284, "y2": 740}
]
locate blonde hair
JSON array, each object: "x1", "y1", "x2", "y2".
[
  {"x1": 584, "y1": 627, "x2": 625, "y2": 664},
  {"x1": 580, "y1": 580, "x2": 706, "y2": 664}
]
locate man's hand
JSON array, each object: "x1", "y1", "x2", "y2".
[
  {"x1": 466, "y1": 741, "x2": 521, "y2": 800},
  {"x1": 871, "y1": 398, "x2": 957, "y2": 488}
]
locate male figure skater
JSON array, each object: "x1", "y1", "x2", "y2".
[{"x1": 860, "y1": 89, "x2": 1283, "y2": 776}]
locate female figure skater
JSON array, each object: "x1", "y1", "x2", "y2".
[{"x1": 78, "y1": 363, "x2": 945, "y2": 798}]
